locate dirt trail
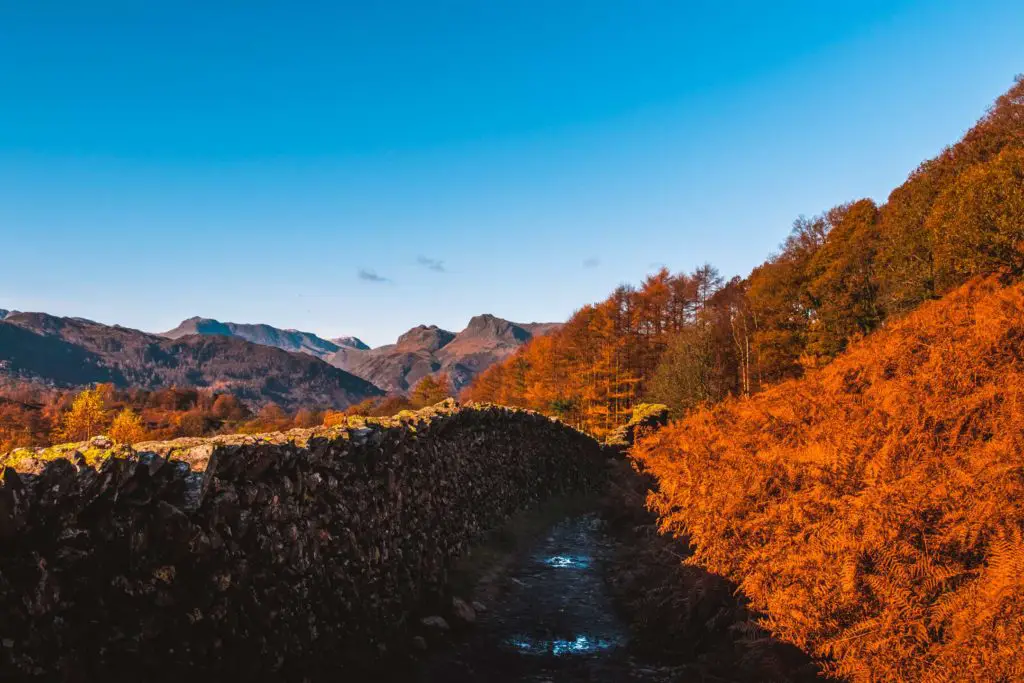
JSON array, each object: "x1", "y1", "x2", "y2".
[{"x1": 414, "y1": 514, "x2": 679, "y2": 682}]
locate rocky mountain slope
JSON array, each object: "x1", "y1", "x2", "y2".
[
  {"x1": 330, "y1": 336, "x2": 370, "y2": 350},
  {"x1": 0, "y1": 313, "x2": 382, "y2": 409},
  {"x1": 328, "y1": 314, "x2": 561, "y2": 393},
  {"x1": 161, "y1": 317, "x2": 354, "y2": 360}
]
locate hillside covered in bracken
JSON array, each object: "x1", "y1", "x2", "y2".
[{"x1": 633, "y1": 276, "x2": 1024, "y2": 681}]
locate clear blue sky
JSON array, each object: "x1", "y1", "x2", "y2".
[{"x1": 1, "y1": 1, "x2": 1022, "y2": 347}]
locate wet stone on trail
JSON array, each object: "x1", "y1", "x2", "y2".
[{"x1": 414, "y1": 514, "x2": 676, "y2": 682}]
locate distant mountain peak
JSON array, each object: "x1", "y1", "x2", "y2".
[
  {"x1": 331, "y1": 336, "x2": 370, "y2": 351},
  {"x1": 463, "y1": 314, "x2": 530, "y2": 343},
  {"x1": 163, "y1": 317, "x2": 232, "y2": 338},
  {"x1": 396, "y1": 324, "x2": 456, "y2": 353},
  {"x1": 328, "y1": 314, "x2": 561, "y2": 394}
]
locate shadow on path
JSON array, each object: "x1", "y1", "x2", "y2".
[{"x1": 414, "y1": 514, "x2": 679, "y2": 682}]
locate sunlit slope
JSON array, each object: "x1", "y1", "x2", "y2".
[{"x1": 634, "y1": 276, "x2": 1024, "y2": 681}]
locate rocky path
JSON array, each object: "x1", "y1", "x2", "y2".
[{"x1": 414, "y1": 514, "x2": 679, "y2": 682}]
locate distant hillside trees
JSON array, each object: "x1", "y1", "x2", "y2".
[
  {"x1": 465, "y1": 266, "x2": 726, "y2": 435},
  {"x1": 315, "y1": 374, "x2": 455, "y2": 426},
  {"x1": 0, "y1": 383, "x2": 352, "y2": 451}
]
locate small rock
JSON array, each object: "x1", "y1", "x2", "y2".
[
  {"x1": 451, "y1": 597, "x2": 476, "y2": 625},
  {"x1": 411, "y1": 635, "x2": 428, "y2": 651},
  {"x1": 471, "y1": 601, "x2": 487, "y2": 613},
  {"x1": 153, "y1": 565, "x2": 176, "y2": 584},
  {"x1": 420, "y1": 615, "x2": 450, "y2": 632},
  {"x1": 90, "y1": 435, "x2": 113, "y2": 449}
]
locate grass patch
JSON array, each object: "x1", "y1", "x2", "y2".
[{"x1": 0, "y1": 442, "x2": 119, "y2": 471}]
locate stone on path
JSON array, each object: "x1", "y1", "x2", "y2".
[
  {"x1": 451, "y1": 597, "x2": 477, "y2": 625},
  {"x1": 420, "y1": 616, "x2": 450, "y2": 632}
]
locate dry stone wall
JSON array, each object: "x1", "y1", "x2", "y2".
[{"x1": 0, "y1": 402, "x2": 611, "y2": 681}]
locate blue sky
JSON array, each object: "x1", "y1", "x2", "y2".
[{"x1": 1, "y1": 1, "x2": 1022, "y2": 346}]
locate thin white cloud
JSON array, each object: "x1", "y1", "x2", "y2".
[
  {"x1": 416, "y1": 255, "x2": 446, "y2": 272},
  {"x1": 358, "y1": 269, "x2": 390, "y2": 283}
]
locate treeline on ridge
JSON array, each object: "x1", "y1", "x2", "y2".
[{"x1": 464, "y1": 76, "x2": 1024, "y2": 436}]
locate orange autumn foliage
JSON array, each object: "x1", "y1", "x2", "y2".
[
  {"x1": 0, "y1": 384, "x2": 338, "y2": 451},
  {"x1": 633, "y1": 276, "x2": 1024, "y2": 681},
  {"x1": 466, "y1": 76, "x2": 1024, "y2": 438},
  {"x1": 464, "y1": 266, "x2": 731, "y2": 437}
]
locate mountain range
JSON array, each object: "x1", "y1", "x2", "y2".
[
  {"x1": 0, "y1": 309, "x2": 559, "y2": 409},
  {"x1": 161, "y1": 317, "x2": 369, "y2": 360},
  {"x1": 158, "y1": 313, "x2": 561, "y2": 394},
  {"x1": 326, "y1": 315, "x2": 561, "y2": 393},
  {"x1": 0, "y1": 312, "x2": 381, "y2": 410}
]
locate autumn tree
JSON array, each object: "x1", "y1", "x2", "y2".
[
  {"x1": 369, "y1": 395, "x2": 414, "y2": 416},
  {"x1": 293, "y1": 407, "x2": 323, "y2": 428},
  {"x1": 645, "y1": 325, "x2": 723, "y2": 417},
  {"x1": 58, "y1": 387, "x2": 109, "y2": 442},
  {"x1": 0, "y1": 396, "x2": 51, "y2": 451},
  {"x1": 877, "y1": 75, "x2": 1024, "y2": 314},
  {"x1": 410, "y1": 373, "x2": 452, "y2": 408},
  {"x1": 710, "y1": 277, "x2": 755, "y2": 396},
  {"x1": 929, "y1": 147, "x2": 1024, "y2": 291},
  {"x1": 463, "y1": 363, "x2": 505, "y2": 403},
  {"x1": 211, "y1": 393, "x2": 247, "y2": 421},
  {"x1": 253, "y1": 404, "x2": 287, "y2": 431},
  {"x1": 109, "y1": 408, "x2": 146, "y2": 444},
  {"x1": 341, "y1": 398, "x2": 377, "y2": 416},
  {"x1": 805, "y1": 199, "x2": 883, "y2": 361},
  {"x1": 177, "y1": 410, "x2": 209, "y2": 436},
  {"x1": 322, "y1": 410, "x2": 348, "y2": 427},
  {"x1": 746, "y1": 214, "x2": 828, "y2": 384}
]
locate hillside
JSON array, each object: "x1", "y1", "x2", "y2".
[
  {"x1": 329, "y1": 314, "x2": 561, "y2": 393},
  {"x1": 155, "y1": 314, "x2": 554, "y2": 394},
  {"x1": 466, "y1": 76, "x2": 1024, "y2": 436},
  {"x1": 161, "y1": 316, "x2": 350, "y2": 360},
  {"x1": 0, "y1": 313, "x2": 382, "y2": 410},
  {"x1": 634, "y1": 277, "x2": 1024, "y2": 680}
]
